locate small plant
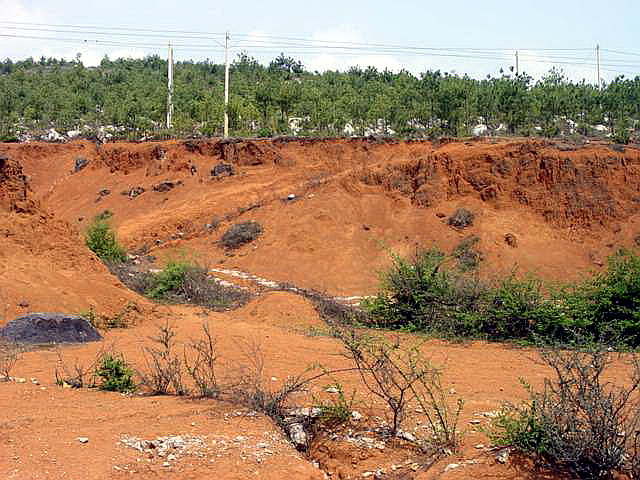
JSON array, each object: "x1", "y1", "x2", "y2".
[
  {"x1": 220, "y1": 221, "x2": 263, "y2": 249},
  {"x1": 0, "y1": 339, "x2": 21, "y2": 381},
  {"x1": 145, "y1": 260, "x2": 250, "y2": 309},
  {"x1": 146, "y1": 261, "x2": 191, "y2": 300},
  {"x1": 313, "y1": 382, "x2": 355, "y2": 426},
  {"x1": 95, "y1": 352, "x2": 136, "y2": 393},
  {"x1": 139, "y1": 322, "x2": 186, "y2": 395},
  {"x1": 185, "y1": 322, "x2": 220, "y2": 397},
  {"x1": 453, "y1": 235, "x2": 482, "y2": 271},
  {"x1": 85, "y1": 214, "x2": 126, "y2": 263},
  {"x1": 55, "y1": 350, "x2": 96, "y2": 388}
]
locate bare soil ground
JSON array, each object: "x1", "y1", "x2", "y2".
[{"x1": 1, "y1": 137, "x2": 639, "y2": 479}]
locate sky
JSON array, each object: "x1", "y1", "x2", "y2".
[{"x1": 1, "y1": 0, "x2": 639, "y2": 83}]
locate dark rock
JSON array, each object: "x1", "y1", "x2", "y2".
[
  {"x1": 153, "y1": 181, "x2": 183, "y2": 193},
  {"x1": 98, "y1": 188, "x2": 111, "y2": 197},
  {"x1": 211, "y1": 163, "x2": 234, "y2": 177},
  {"x1": 121, "y1": 187, "x2": 145, "y2": 198},
  {"x1": 73, "y1": 156, "x2": 89, "y2": 173},
  {"x1": 0, "y1": 313, "x2": 102, "y2": 345},
  {"x1": 505, "y1": 233, "x2": 518, "y2": 248}
]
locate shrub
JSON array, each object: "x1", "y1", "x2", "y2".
[
  {"x1": 364, "y1": 248, "x2": 485, "y2": 333},
  {"x1": 336, "y1": 328, "x2": 463, "y2": 452},
  {"x1": 95, "y1": 352, "x2": 136, "y2": 393},
  {"x1": 0, "y1": 340, "x2": 21, "y2": 381},
  {"x1": 453, "y1": 235, "x2": 482, "y2": 271},
  {"x1": 146, "y1": 260, "x2": 250, "y2": 309},
  {"x1": 139, "y1": 322, "x2": 186, "y2": 395},
  {"x1": 146, "y1": 261, "x2": 191, "y2": 300},
  {"x1": 490, "y1": 347, "x2": 640, "y2": 478},
  {"x1": 220, "y1": 221, "x2": 262, "y2": 249},
  {"x1": 448, "y1": 208, "x2": 475, "y2": 228},
  {"x1": 365, "y1": 248, "x2": 640, "y2": 348},
  {"x1": 185, "y1": 322, "x2": 220, "y2": 398},
  {"x1": 313, "y1": 382, "x2": 355, "y2": 426},
  {"x1": 85, "y1": 215, "x2": 126, "y2": 263}
]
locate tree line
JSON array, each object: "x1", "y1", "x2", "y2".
[{"x1": 0, "y1": 53, "x2": 638, "y2": 142}]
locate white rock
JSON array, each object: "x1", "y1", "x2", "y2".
[
  {"x1": 325, "y1": 386, "x2": 339, "y2": 394},
  {"x1": 445, "y1": 463, "x2": 461, "y2": 472},
  {"x1": 77, "y1": 437, "x2": 89, "y2": 444},
  {"x1": 351, "y1": 411, "x2": 363, "y2": 421},
  {"x1": 287, "y1": 423, "x2": 307, "y2": 449}
]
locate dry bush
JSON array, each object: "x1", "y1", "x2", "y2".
[
  {"x1": 220, "y1": 221, "x2": 262, "y2": 249},
  {"x1": 335, "y1": 328, "x2": 463, "y2": 453},
  {"x1": 0, "y1": 339, "x2": 21, "y2": 381},
  {"x1": 184, "y1": 322, "x2": 221, "y2": 398},
  {"x1": 54, "y1": 350, "x2": 96, "y2": 388},
  {"x1": 139, "y1": 322, "x2": 187, "y2": 395},
  {"x1": 491, "y1": 346, "x2": 640, "y2": 479},
  {"x1": 227, "y1": 338, "x2": 319, "y2": 425},
  {"x1": 448, "y1": 208, "x2": 474, "y2": 228}
]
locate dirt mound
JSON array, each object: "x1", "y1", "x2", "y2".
[{"x1": 0, "y1": 313, "x2": 102, "y2": 344}]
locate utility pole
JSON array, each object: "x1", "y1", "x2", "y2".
[
  {"x1": 515, "y1": 51, "x2": 519, "y2": 76},
  {"x1": 224, "y1": 31, "x2": 230, "y2": 138},
  {"x1": 596, "y1": 44, "x2": 601, "y2": 90},
  {"x1": 167, "y1": 43, "x2": 174, "y2": 129}
]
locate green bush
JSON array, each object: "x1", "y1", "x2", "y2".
[
  {"x1": 95, "y1": 352, "x2": 136, "y2": 393},
  {"x1": 490, "y1": 348, "x2": 640, "y2": 478},
  {"x1": 364, "y1": 248, "x2": 640, "y2": 348},
  {"x1": 560, "y1": 249, "x2": 640, "y2": 346},
  {"x1": 85, "y1": 215, "x2": 126, "y2": 263},
  {"x1": 145, "y1": 259, "x2": 250, "y2": 309},
  {"x1": 146, "y1": 261, "x2": 191, "y2": 300}
]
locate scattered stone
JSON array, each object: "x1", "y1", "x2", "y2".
[
  {"x1": 77, "y1": 437, "x2": 89, "y2": 444},
  {"x1": 496, "y1": 450, "x2": 510, "y2": 464},
  {"x1": 211, "y1": 163, "x2": 234, "y2": 177},
  {"x1": 445, "y1": 463, "x2": 461, "y2": 472},
  {"x1": 396, "y1": 430, "x2": 417, "y2": 443},
  {"x1": 73, "y1": 156, "x2": 89, "y2": 173},
  {"x1": 287, "y1": 423, "x2": 307, "y2": 450},
  {"x1": 121, "y1": 186, "x2": 146, "y2": 198},
  {"x1": 0, "y1": 313, "x2": 102, "y2": 345}
]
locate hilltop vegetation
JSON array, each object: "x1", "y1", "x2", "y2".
[{"x1": 0, "y1": 53, "x2": 638, "y2": 141}]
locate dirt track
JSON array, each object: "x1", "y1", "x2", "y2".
[{"x1": 1, "y1": 137, "x2": 639, "y2": 479}]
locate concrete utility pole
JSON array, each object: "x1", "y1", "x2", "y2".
[
  {"x1": 224, "y1": 31, "x2": 230, "y2": 138},
  {"x1": 515, "y1": 51, "x2": 519, "y2": 76},
  {"x1": 167, "y1": 43, "x2": 174, "y2": 129},
  {"x1": 596, "y1": 44, "x2": 601, "y2": 90}
]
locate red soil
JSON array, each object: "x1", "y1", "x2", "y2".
[{"x1": 1, "y1": 137, "x2": 639, "y2": 479}]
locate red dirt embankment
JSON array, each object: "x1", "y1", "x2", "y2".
[
  {"x1": 0, "y1": 151, "x2": 148, "y2": 323},
  {"x1": 3, "y1": 137, "x2": 637, "y2": 297}
]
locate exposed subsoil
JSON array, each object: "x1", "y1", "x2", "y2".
[{"x1": 1, "y1": 136, "x2": 639, "y2": 479}]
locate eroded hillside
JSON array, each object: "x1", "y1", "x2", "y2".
[{"x1": 2, "y1": 137, "x2": 638, "y2": 302}]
